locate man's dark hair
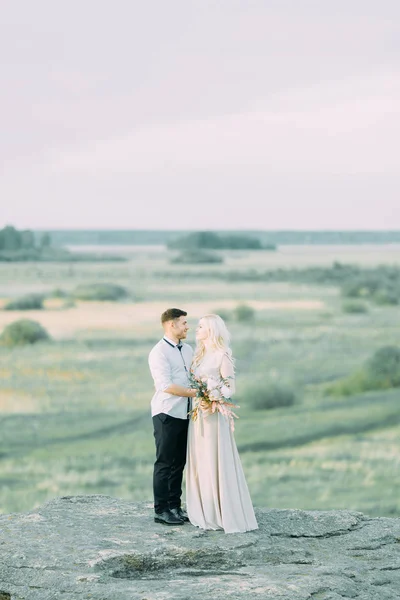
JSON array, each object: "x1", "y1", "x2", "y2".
[{"x1": 161, "y1": 308, "x2": 187, "y2": 324}]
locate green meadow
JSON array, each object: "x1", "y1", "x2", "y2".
[{"x1": 1, "y1": 244, "x2": 400, "y2": 516}]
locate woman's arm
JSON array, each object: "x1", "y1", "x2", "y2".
[{"x1": 220, "y1": 353, "x2": 236, "y2": 395}]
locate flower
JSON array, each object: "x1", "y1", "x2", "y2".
[
  {"x1": 206, "y1": 376, "x2": 219, "y2": 390},
  {"x1": 219, "y1": 384, "x2": 231, "y2": 399},
  {"x1": 188, "y1": 370, "x2": 239, "y2": 431}
]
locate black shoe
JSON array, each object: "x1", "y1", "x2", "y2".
[
  {"x1": 170, "y1": 507, "x2": 189, "y2": 522},
  {"x1": 154, "y1": 509, "x2": 184, "y2": 525}
]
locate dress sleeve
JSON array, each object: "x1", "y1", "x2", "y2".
[{"x1": 220, "y1": 353, "x2": 236, "y2": 395}]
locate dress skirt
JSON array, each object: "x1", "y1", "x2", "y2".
[{"x1": 186, "y1": 409, "x2": 258, "y2": 534}]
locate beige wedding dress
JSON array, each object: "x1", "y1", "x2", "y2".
[{"x1": 186, "y1": 350, "x2": 258, "y2": 533}]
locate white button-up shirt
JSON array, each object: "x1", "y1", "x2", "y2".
[{"x1": 148, "y1": 336, "x2": 194, "y2": 420}]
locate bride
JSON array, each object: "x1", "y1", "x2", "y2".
[{"x1": 186, "y1": 314, "x2": 258, "y2": 534}]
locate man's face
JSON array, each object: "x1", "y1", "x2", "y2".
[{"x1": 173, "y1": 316, "x2": 189, "y2": 339}]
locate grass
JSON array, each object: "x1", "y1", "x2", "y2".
[
  {"x1": 1, "y1": 245, "x2": 400, "y2": 516},
  {"x1": 242, "y1": 424, "x2": 400, "y2": 515}
]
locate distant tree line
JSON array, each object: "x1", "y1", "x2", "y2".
[
  {"x1": 0, "y1": 225, "x2": 126, "y2": 262},
  {"x1": 37, "y1": 229, "x2": 400, "y2": 247},
  {"x1": 154, "y1": 262, "x2": 400, "y2": 306}
]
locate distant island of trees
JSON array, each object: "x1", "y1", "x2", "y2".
[{"x1": 167, "y1": 231, "x2": 276, "y2": 251}]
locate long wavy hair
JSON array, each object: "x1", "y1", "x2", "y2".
[{"x1": 192, "y1": 314, "x2": 234, "y2": 367}]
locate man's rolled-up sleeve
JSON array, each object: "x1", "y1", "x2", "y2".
[{"x1": 149, "y1": 349, "x2": 172, "y2": 392}]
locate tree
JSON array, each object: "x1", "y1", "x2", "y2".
[
  {"x1": 21, "y1": 230, "x2": 35, "y2": 249},
  {"x1": 40, "y1": 232, "x2": 52, "y2": 248},
  {"x1": 0, "y1": 225, "x2": 35, "y2": 251},
  {"x1": 0, "y1": 225, "x2": 22, "y2": 251}
]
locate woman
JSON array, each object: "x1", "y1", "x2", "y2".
[{"x1": 186, "y1": 314, "x2": 258, "y2": 534}]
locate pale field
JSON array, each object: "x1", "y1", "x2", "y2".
[
  {"x1": 0, "y1": 298, "x2": 325, "y2": 339},
  {"x1": 2, "y1": 243, "x2": 400, "y2": 299},
  {"x1": 66, "y1": 243, "x2": 400, "y2": 268}
]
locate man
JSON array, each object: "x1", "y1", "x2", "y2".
[{"x1": 148, "y1": 308, "x2": 197, "y2": 525}]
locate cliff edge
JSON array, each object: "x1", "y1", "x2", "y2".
[{"x1": 0, "y1": 495, "x2": 399, "y2": 599}]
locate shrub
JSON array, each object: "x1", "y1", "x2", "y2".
[
  {"x1": 212, "y1": 308, "x2": 232, "y2": 322},
  {"x1": 366, "y1": 346, "x2": 400, "y2": 389},
  {"x1": 325, "y1": 371, "x2": 370, "y2": 397},
  {"x1": 340, "y1": 272, "x2": 400, "y2": 306},
  {"x1": 48, "y1": 288, "x2": 68, "y2": 298},
  {"x1": 4, "y1": 294, "x2": 44, "y2": 310},
  {"x1": 170, "y1": 250, "x2": 223, "y2": 264},
  {"x1": 373, "y1": 288, "x2": 399, "y2": 305},
  {"x1": 248, "y1": 383, "x2": 296, "y2": 410},
  {"x1": 341, "y1": 278, "x2": 375, "y2": 299},
  {"x1": 327, "y1": 346, "x2": 400, "y2": 396},
  {"x1": 0, "y1": 248, "x2": 127, "y2": 263},
  {"x1": 0, "y1": 248, "x2": 43, "y2": 262},
  {"x1": 72, "y1": 283, "x2": 129, "y2": 301},
  {"x1": 233, "y1": 304, "x2": 255, "y2": 322},
  {"x1": 62, "y1": 299, "x2": 76, "y2": 309},
  {"x1": 0, "y1": 319, "x2": 50, "y2": 346},
  {"x1": 342, "y1": 300, "x2": 368, "y2": 314}
]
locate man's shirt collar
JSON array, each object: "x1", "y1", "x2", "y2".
[{"x1": 163, "y1": 335, "x2": 179, "y2": 347}]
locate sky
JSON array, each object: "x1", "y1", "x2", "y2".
[{"x1": 1, "y1": 0, "x2": 400, "y2": 230}]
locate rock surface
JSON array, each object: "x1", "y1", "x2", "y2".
[{"x1": 0, "y1": 495, "x2": 400, "y2": 599}]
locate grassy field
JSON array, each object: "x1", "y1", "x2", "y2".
[{"x1": 0, "y1": 244, "x2": 400, "y2": 516}]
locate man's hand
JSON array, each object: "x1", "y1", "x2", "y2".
[{"x1": 164, "y1": 383, "x2": 197, "y2": 398}]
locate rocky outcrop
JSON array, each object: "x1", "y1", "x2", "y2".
[{"x1": 0, "y1": 495, "x2": 399, "y2": 599}]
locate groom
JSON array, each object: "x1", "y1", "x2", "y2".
[{"x1": 148, "y1": 308, "x2": 197, "y2": 525}]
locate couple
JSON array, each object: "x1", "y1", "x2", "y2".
[{"x1": 148, "y1": 307, "x2": 258, "y2": 534}]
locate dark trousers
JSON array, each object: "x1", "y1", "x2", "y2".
[{"x1": 152, "y1": 413, "x2": 189, "y2": 514}]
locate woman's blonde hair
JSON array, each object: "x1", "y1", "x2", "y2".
[{"x1": 192, "y1": 314, "x2": 234, "y2": 367}]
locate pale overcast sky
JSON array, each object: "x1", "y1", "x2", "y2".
[{"x1": 1, "y1": 0, "x2": 400, "y2": 230}]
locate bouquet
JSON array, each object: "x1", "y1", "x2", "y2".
[{"x1": 188, "y1": 370, "x2": 239, "y2": 432}]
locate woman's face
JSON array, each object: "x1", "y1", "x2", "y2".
[{"x1": 196, "y1": 319, "x2": 209, "y2": 341}]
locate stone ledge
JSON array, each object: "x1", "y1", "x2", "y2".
[{"x1": 0, "y1": 495, "x2": 399, "y2": 599}]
